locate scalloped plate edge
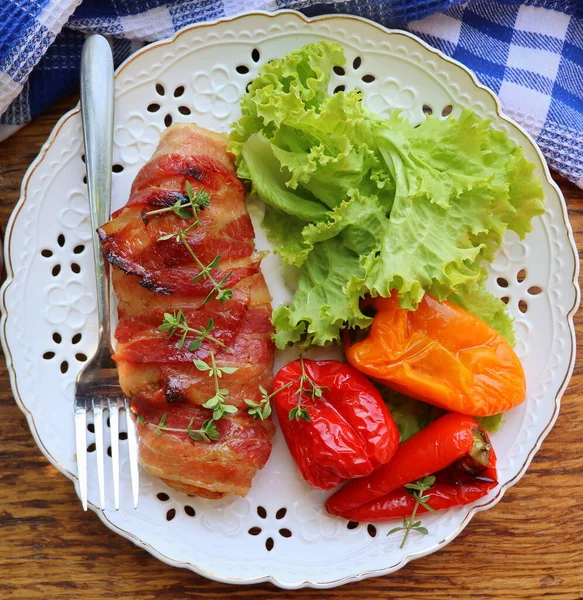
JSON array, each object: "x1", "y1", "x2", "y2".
[{"x1": 0, "y1": 9, "x2": 580, "y2": 589}]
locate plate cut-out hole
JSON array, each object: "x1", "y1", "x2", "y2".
[
  {"x1": 347, "y1": 521, "x2": 359, "y2": 530},
  {"x1": 279, "y1": 528, "x2": 292, "y2": 538},
  {"x1": 72, "y1": 333, "x2": 82, "y2": 344},
  {"x1": 174, "y1": 85, "x2": 185, "y2": 97},
  {"x1": 517, "y1": 269, "x2": 527, "y2": 282},
  {"x1": 52, "y1": 265, "x2": 61, "y2": 277},
  {"x1": 57, "y1": 234, "x2": 65, "y2": 247},
  {"x1": 361, "y1": 74, "x2": 375, "y2": 83},
  {"x1": 107, "y1": 446, "x2": 112, "y2": 458},
  {"x1": 276, "y1": 508, "x2": 287, "y2": 520},
  {"x1": 497, "y1": 277, "x2": 509, "y2": 288},
  {"x1": 178, "y1": 106, "x2": 191, "y2": 115},
  {"x1": 53, "y1": 332, "x2": 62, "y2": 344},
  {"x1": 157, "y1": 492, "x2": 170, "y2": 502},
  {"x1": 501, "y1": 296, "x2": 510, "y2": 304},
  {"x1": 73, "y1": 245, "x2": 85, "y2": 254},
  {"x1": 334, "y1": 85, "x2": 345, "y2": 94},
  {"x1": 156, "y1": 83, "x2": 165, "y2": 96},
  {"x1": 166, "y1": 509, "x2": 176, "y2": 521},
  {"x1": 423, "y1": 104, "x2": 433, "y2": 115},
  {"x1": 528, "y1": 286, "x2": 542, "y2": 295},
  {"x1": 87, "y1": 423, "x2": 94, "y2": 433},
  {"x1": 184, "y1": 505, "x2": 196, "y2": 517},
  {"x1": 246, "y1": 81, "x2": 253, "y2": 93},
  {"x1": 112, "y1": 164, "x2": 124, "y2": 173},
  {"x1": 147, "y1": 103, "x2": 160, "y2": 113},
  {"x1": 251, "y1": 48, "x2": 260, "y2": 63},
  {"x1": 248, "y1": 527, "x2": 262, "y2": 536},
  {"x1": 367, "y1": 524, "x2": 377, "y2": 538},
  {"x1": 60, "y1": 361, "x2": 68, "y2": 374},
  {"x1": 81, "y1": 154, "x2": 86, "y2": 163},
  {"x1": 236, "y1": 65, "x2": 249, "y2": 74},
  {"x1": 75, "y1": 353, "x2": 87, "y2": 362},
  {"x1": 519, "y1": 299, "x2": 528, "y2": 313},
  {"x1": 71, "y1": 263, "x2": 81, "y2": 274},
  {"x1": 119, "y1": 431, "x2": 128, "y2": 441},
  {"x1": 83, "y1": 174, "x2": 87, "y2": 185},
  {"x1": 43, "y1": 351, "x2": 55, "y2": 360},
  {"x1": 441, "y1": 104, "x2": 453, "y2": 117},
  {"x1": 257, "y1": 506, "x2": 267, "y2": 519},
  {"x1": 352, "y1": 56, "x2": 362, "y2": 70},
  {"x1": 265, "y1": 537, "x2": 274, "y2": 551},
  {"x1": 164, "y1": 114, "x2": 173, "y2": 127},
  {"x1": 41, "y1": 249, "x2": 53, "y2": 258},
  {"x1": 106, "y1": 416, "x2": 110, "y2": 428},
  {"x1": 87, "y1": 443, "x2": 96, "y2": 452},
  {"x1": 333, "y1": 65, "x2": 345, "y2": 76}
]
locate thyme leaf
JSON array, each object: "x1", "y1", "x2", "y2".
[
  {"x1": 158, "y1": 311, "x2": 227, "y2": 351},
  {"x1": 196, "y1": 352, "x2": 239, "y2": 421},
  {"x1": 244, "y1": 381, "x2": 294, "y2": 420},
  {"x1": 387, "y1": 475, "x2": 436, "y2": 548},
  {"x1": 288, "y1": 356, "x2": 327, "y2": 422},
  {"x1": 145, "y1": 183, "x2": 210, "y2": 221},
  {"x1": 136, "y1": 413, "x2": 219, "y2": 443}
]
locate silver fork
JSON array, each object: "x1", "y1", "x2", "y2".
[{"x1": 74, "y1": 34, "x2": 139, "y2": 511}]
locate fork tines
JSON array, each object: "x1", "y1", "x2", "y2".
[{"x1": 74, "y1": 396, "x2": 139, "y2": 511}]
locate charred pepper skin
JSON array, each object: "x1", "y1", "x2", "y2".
[
  {"x1": 272, "y1": 359, "x2": 400, "y2": 490},
  {"x1": 325, "y1": 412, "x2": 497, "y2": 518},
  {"x1": 344, "y1": 294, "x2": 526, "y2": 417}
]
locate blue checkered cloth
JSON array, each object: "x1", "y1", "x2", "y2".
[{"x1": 1, "y1": 1, "x2": 582, "y2": 186}]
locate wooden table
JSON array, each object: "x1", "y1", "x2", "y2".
[{"x1": 0, "y1": 95, "x2": 581, "y2": 600}]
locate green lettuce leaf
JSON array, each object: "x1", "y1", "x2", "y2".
[
  {"x1": 475, "y1": 414, "x2": 504, "y2": 432},
  {"x1": 378, "y1": 386, "x2": 444, "y2": 443},
  {"x1": 272, "y1": 238, "x2": 371, "y2": 348},
  {"x1": 450, "y1": 284, "x2": 516, "y2": 345},
  {"x1": 230, "y1": 40, "x2": 544, "y2": 349},
  {"x1": 379, "y1": 385, "x2": 504, "y2": 440},
  {"x1": 241, "y1": 133, "x2": 329, "y2": 222},
  {"x1": 261, "y1": 205, "x2": 312, "y2": 268}
]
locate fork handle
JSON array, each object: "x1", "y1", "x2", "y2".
[{"x1": 80, "y1": 35, "x2": 115, "y2": 350}]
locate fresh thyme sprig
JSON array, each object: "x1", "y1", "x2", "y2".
[
  {"x1": 158, "y1": 228, "x2": 233, "y2": 304},
  {"x1": 244, "y1": 381, "x2": 294, "y2": 420},
  {"x1": 289, "y1": 356, "x2": 328, "y2": 422},
  {"x1": 179, "y1": 232, "x2": 233, "y2": 304},
  {"x1": 151, "y1": 182, "x2": 232, "y2": 305},
  {"x1": 188, "y1": 417, "x2": 220, "y2": 442},
  {"x1": 387, "y1": 475, "x2": 437, "y2": 548},
  {"x1": 158, "y1": 309, "x2": 227, "y2": 351},
  {"x1": 146, "y1": 181, "x2": 210, "y2": 221},
  {"x1": 135, "y1": 353, "x2": 240, "y2": 444},
  {"x1": 137, "y1": 413, "x2": 219, "y2": 443},
  {"x1": 195, "y1": 352, "x2": 239, "y2": 420},
  {"x1": 243, "y1": 358, "x2": 328, "y2": 423}
]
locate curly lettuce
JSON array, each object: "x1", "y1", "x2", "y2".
[{"x1": 230, "y1": 41, "x2": 544, "y2": 349}]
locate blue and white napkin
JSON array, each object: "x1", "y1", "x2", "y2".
[{"x1": 0, "y1": 0, "x2": 581, "y2": 186}]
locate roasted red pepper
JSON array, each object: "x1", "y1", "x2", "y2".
[
  {"x1": 325, "y1": 412, "x2": 497, "y2": 519},
  {"x1": 272, "y1": 359, "x2": 400, "y2": 490}
]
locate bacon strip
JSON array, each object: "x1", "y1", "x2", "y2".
[{"x1": 99, "y1": 123, "x2": 274, "y2": 498}]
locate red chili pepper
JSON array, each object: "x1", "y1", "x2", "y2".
[
  {"x1": 325, "y1": 412, "x2": 497, "y2": 518},
  {"x1": 272, "y1": 359, "x2": 400, "y2": 490}
]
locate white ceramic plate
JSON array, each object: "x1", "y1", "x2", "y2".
[{"x1": 1, "y1": 10, "x2": 579, "y2": 589}]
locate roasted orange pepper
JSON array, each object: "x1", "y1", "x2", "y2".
[{"x1": 344, "y1": 294, "x2": 526, "y2": 417}]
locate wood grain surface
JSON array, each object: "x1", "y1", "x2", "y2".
[{"x1": 0, "y1": 95, "x2": 582, "y2": 600}]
